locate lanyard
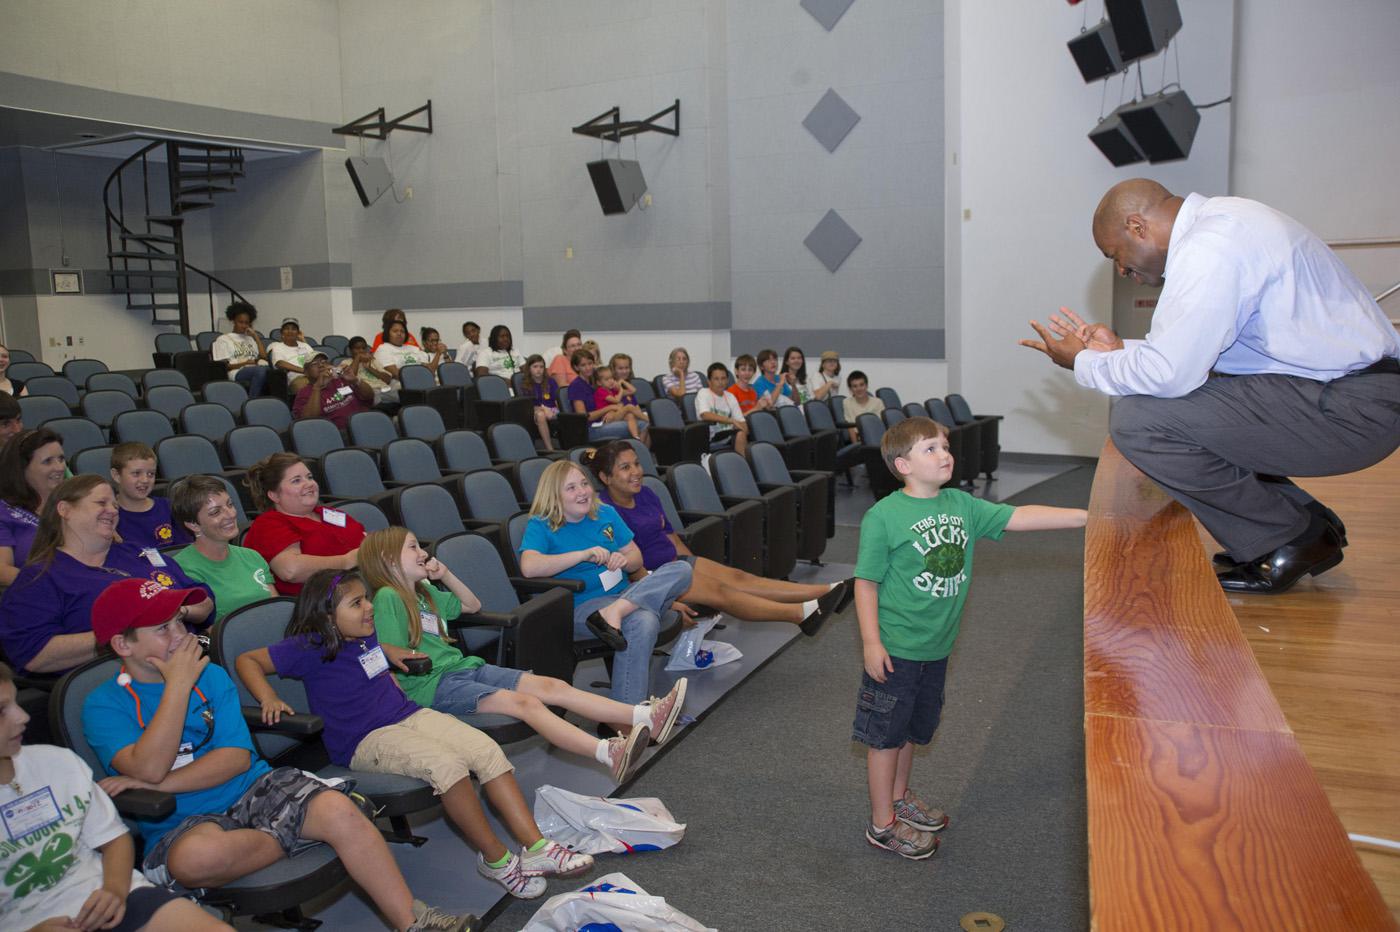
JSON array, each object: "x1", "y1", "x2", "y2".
[{"x1": 118, "y1": 667, "x2": 210, "y2": 728}]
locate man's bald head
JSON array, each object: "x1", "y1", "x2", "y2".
[
  {"x1": 1091, "y1": 179, "x2": 1183, "y2": 287},
  {"x1": 1092, "y1": 179, "x2": 1176, "y2": 240}
]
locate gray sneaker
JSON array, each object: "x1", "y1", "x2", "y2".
[
  {"x1": 893, "y1": 789, "x2": 948, "y2": 833},
  {"x1": 866, "y1": 819, "x2": 939, "y2": 860},
  {"x1": 409, "y1": 898, "x2": 479, "y2": 931}
]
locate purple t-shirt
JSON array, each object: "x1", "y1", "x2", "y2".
[
  {"x1": 567, "y1": 377, "x2": 597, "y2": 415},
  {"x1": 0, "y1": 543, "x2": 213, "y2": 672},
  {"x1": 599, "y1": 486, "x2": 678, "y2": 570},
  {"x1": 267, "y1": 632, "x2": 418, "y2": 767},
  {"x1": 527, "y1": 379, "x2": 559, "y2": 410},
  {"x1": 0, "y1": 502, "x2": 40, "y2": 565},
  {"x1": 118, "y1": 497, "x2": 193, "y2": 551}
]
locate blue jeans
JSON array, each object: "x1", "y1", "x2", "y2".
[
  {"x1": 574, "y1": 560, "x2": 692, "y2": 704},
  {"x1": 234, "y1": 365, "x2": 269, "y2": 397},
  {"x1": 587, "y1": 420, "x2": 633, "y2": 441}
]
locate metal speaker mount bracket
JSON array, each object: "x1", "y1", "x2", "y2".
[
  {"x1": 333, "y1": 100, "x2": 434, "y2": 141},
  {"x1": 571, "y1": 99, "x2": 680, "y2": 142}
]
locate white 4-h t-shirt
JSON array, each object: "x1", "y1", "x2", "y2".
[{"x1": 0, "y1": 745, "x2": 151, "y2": 928}]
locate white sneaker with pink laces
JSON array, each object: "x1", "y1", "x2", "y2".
[{"x1": 642, "y1": 678, "x2": 688, "y2": 746}]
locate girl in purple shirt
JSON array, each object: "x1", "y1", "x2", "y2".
[
  {"x1": 585, "y1": 442, "x2": 849, "y2": 635},
  {"x1": 234, "y1": 569, "x2": 591, "y2": 899},
  {"x1": 522, "y1": 354, "x2": 560, "y2": 452}
]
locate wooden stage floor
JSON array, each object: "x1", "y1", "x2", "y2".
[{"x1": 1200, "y1": 451, "x2": 1400, "y2": 920}]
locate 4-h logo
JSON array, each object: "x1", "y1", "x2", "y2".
[
  {"x1": 153, "y1": 572, "x2": 175, "y2": 588},
  {"x1": 156, "y1": 524, "x2": 174, "y2": 542},
  {"x1": 4, "y1": 832, "x2": 76, "y2": 897}
]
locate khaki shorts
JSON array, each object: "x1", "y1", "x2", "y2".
[{"x1": 349, "y1": 708, "x2": 513, "y2": 793}]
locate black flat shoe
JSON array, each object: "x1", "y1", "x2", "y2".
[
  {"x1": 800, "y1": 581, "x2": 848, "y2": 637},
  {"x1": 1213, "y1": 500, "x2": 1348, "y2": 569},
  {"x1": 1217, "y1": 515, "x2": 1343, "y2": 595},
  {"x1": 835, "y1": 577, "x2": 856, "y2": 614},
  {"x1": 586, "y1": 611, "x2": 629, "y2": 651}
]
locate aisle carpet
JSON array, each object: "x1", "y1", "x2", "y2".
[{"x1": 490, "y1": 465, "x2": 1094, "y2": 931}]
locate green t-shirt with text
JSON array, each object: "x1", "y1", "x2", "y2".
[
  {"x1": 372, "y1": 584, "x2": 485, "y2": 707},
  {"x1": 854, "y1": 488, "x2": 1015, "y2": 661},
  {"x1": 173, "y1": 545, "x2": 275, "y2": 623}
]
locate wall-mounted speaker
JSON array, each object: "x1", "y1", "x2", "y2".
[
  {"x1": 1105, "y1": 0, "x2": 1181, "y2": 63},
  {"x1": 345, "y1": 157, "x2": 393, "y2": 207},
  {"x1": 1089, "y1": 107, "x2": 1146, "y2": 167},
  {"x1": 1068, "y1": 20, "x2": 1124, "y2": 82},
  {"x1": 1117, "y1": 90, "x2": 1199, "y2": 162},
  {"x1": 586, "y1": 159, "x2": 647, "y2": 215}
]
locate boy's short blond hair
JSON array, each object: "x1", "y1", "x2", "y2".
[
  {"x1": 880, "y1": 416, "x2": 947, "y2": 477},
  {"x1": 111, "y1": 441, "x2": 157, "y2": 471}
]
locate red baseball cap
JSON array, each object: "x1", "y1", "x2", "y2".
[{"x1": 91, "y1": 578, "x2": 207, "y2": 646}]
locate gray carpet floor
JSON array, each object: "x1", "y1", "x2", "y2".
[{"x1": 490, "y1": 465, "x2": 1095, "y2": 931}]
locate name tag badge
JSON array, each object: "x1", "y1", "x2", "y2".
[
  {"x1": 358, "y1": 646, "x2": 389, "y2": 679},
  {"x1": 322, "y1": 508, "x2": 347, "y2": 527},
  {"x1": 142, "y1": 548, "x2": 167, "y2": 567},
  {"x1": 171, "y1": 741, "x2": 196, "y2": 771},
  {"x1": 599, "y1": 566, "x2": 624, "y2": 591},
  {"x1": 420, "y1": 611, "x2": 441, "y2": 637},
  {"x1": 1, "y1": 787, "x2": 63, "y2": 841}
]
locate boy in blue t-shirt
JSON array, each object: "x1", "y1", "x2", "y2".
[
  {"x1": 111, "y1": 442, "x2": 192, "y2": 551},
  {"x1": 82, "y1": 578, "x2": 478, "y2": 932},
  {"x1": 853, "y1": 417, "x2": 1086, "y2": 859}
]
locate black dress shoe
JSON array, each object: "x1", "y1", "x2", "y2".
[
  {"x1": 586, "y1": 611, "x2": 629, "y2": 651},
  {"x1": 1217, "y1": 514, "x2": 1344, "y2": 595},
  {"x1": 1212, "y1": 501, "x2": 1348, "y2": 568}
]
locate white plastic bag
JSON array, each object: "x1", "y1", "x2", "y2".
[
  {"x1": 533, "y1": 785, "x2": 685, "y2": 855},
  {"x1": 520, "y1": 872, "x2": 717, "y2": 932},
  {"x1": 665, "y1": 615, "x2": 743, "y2": 671}
]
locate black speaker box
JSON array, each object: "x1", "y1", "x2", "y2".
[
  {"x1": 586, "y1": 159, "x2": 647, "y2": 215},
  {"x1": 1089, "y1": 107, "x2": 1146, "y2": 167},
  {"x1": 1117, "y1": 90, "x2": 1199, "y2": 162},
  {"x1": 1068, "y1": 20, "x2": 1124, "y2": 82},
  {"x1": 1105, "y1": 0, "x2": 1182, "y2": 62}
]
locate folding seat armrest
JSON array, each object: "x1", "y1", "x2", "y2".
[
  {"x1": 242, "y1": 707, "x2": 324, "y2": 736},
  {"x1": 112, "y1": 789, "x2": 175, "y2": 821},
  {"x1": 449, "y1": 610, "x2": 519, "y2": 632},
  {"x1": 720, "y1": 494, "x2": 761, "y2": 510},
  {"x1": 756, "y1": 481, "x2": 794, "y2": 495},
  {"x1": 679, "y1": 508, "x2": 721, "y2": 525},
  {"x1": 510, "y1": 575, "x2": 585, "y2": 594}
]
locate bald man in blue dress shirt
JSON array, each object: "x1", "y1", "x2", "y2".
[{"x1": 1023, "y1": 179, "x2": 1400, "y2": 594}]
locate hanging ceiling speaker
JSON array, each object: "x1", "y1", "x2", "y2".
[
  {"x1": 1089, "y1": 105, "x2": 1147, "y2": 167},
  {"x1": 1117, "y1": 90, "x2": 1199, "y2": 162},
  {"x1": 1105, "y1": 0, "x2": 1182, "y2": 63},
  {"x1": 1068, "y1": 20, "x2": 1124, "y2": 82}
]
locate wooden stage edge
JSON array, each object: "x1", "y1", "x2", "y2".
[{"x1": 1083, "y1": 441, "x2": 1397, "y2": 931}]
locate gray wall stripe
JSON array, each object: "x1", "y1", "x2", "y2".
[
  {"x1": 214, "y1": 263, "x2": 352, "y2": 292},
  {"x1": 523, "y1": 302, "x2": 733, "y2": 332},
  {"x1": 0, "y1": 72, "x2": 339, "y2": 149},
  {"x1": 0, "y1": 265, "x2": 352, "y2": 296},
  {"x1": 352, "y1": 281, "x2": 525, "y2": 311},
  {"x1": 729, "y1": 328, "x2": 945, "y2": 360}
]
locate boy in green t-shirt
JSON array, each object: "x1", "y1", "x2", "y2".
[{"x1": 853, "y1": 417, "x2": 1086, "y2": 859}]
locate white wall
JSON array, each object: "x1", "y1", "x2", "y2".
[
  {"x1": 949, "y1": 0, "x2": 1234, "y2": 457},
  {"x1": 0, "y1": 0, "x2": 343, "y2": 121},
  {"x1": 1231, "y1": 0, "x2": 1400, "y2": 311}
]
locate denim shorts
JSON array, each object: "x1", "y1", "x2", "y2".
[
  {"x1": 431, "y1": 663, "x2": 526, "y2": 716},
  {"x1": 851, "y1": 656, "x2": 949, "y2": 750}
]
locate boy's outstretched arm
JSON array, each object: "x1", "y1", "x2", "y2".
[{"x1": 1005, "y1": 505, "x2": 1089, "y2": 532}]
